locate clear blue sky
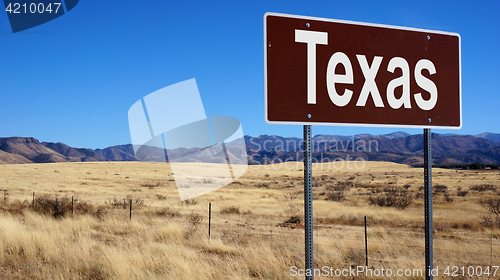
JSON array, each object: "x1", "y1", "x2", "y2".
[{"x1": 1, "y1": 1, "x2": 499, "y2": 149}]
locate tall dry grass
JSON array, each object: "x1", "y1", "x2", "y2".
[{"x1": 0, "y1": 161, "x2": 499, "y2": 279}]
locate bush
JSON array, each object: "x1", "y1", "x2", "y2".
[
  {"x1": 471, "y1": 184, "x2": 497, "y2": 192},
  {"x1": 107, "y1": 196, "x2": 144, "y2": 209},
  {"x1": 343, "y1": 249, "x2": 365, "y2": 265},
  {"x1": 155, "y1": 194, "x2": 167, "y2": 200},
  {"x1": 367, "y1": 187, "x2": 412, "y2": 209},
  {"x1": 469, "y1": 162, "x2": 482, "y2": 170},
  {"x1": 156, "y1": 207, "x2": 180, "y2": 217},
  {"x1": 220, "y1": 206, "x2": 240, "y2": 214},
  {"x1": 457, "y1": 190, "x2": 469, "y2": 197},
  {"x1": 284, "y1": 215, "x2": 301, "y2": 224},
  {"x1": 181, "y1": 198, "x2": 198, "y2": 206},
  {"x1": 444, "y1": 192, "x2": 453, "y2": 203},
  {"x1": 480, "y1": 215, "x2": 500, "y2": 228},
  {"x1": 434, "y1": 184, "x2": 448, "y2": 193},
  {"x1": 480, "y1": 198, "x2": 500, "y2": 216},
  {"x1": 325, "y1": 191, "x2": 346, "y2": 202},
  {"x1": 33, "y1": 195, "x2": 93, "y2": 218},
  {"x1": 184, "y1": 212, "x2": 203, "y2": 239}
]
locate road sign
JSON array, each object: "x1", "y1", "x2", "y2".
[{"x1": 264, "y1": 13, "x2": 461, "y2": 129}]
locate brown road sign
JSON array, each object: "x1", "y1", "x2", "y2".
[{"x1": 264, "y1": 13, "x2": 461, "y2": 129}]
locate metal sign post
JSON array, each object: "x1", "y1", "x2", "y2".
[
  {"x1": 424, "y1": 128, "x2": 433, "y2": 279},
  {"x1": 303, "y1": 125, "x2": 314, "y2": 279}
]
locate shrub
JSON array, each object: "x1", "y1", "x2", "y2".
[
  {"x1": 184, "y1": 212, "x2": 203, "y2": 239},
  {"x1": 325, "y1": 191, "x2": 346, "y2": 202},
  {"x1": 367, "y1": 187, "x2": 412, "y2": 209},
  {"x1": 156, "y1": 194, "x2": 167, "y2": 200},
  {"x1": 457, "y1": 190, "x2": 469, "y2": 197},
  {"x1": 220, "y1": 206, "x2": 240, "y2": 215},
  {"x1": 479, "y1": 198, "x2": 500, "y2": 216},
  {"x1": 32, "y1": 195, "x2": 93, "y2": 218},
  {"x1": 343, "y1": 249, "x2": 365, "y2": 265},
  {"x1": 284, "y1": 215, "x2": 301, "y2": 224},
  {"x1": 156, "y1": 207, "x2": 180, "y2": 217},
  {"x1": 327, "y1": 180, "x2": 354, "y2": 192},
  {"x1": 471, "y1": 184, "x2": 497, "y2": 192},
  {"x1": 182, "y1": 198, "x2": 198, "y2": 206},
  {"x1": 444, "y1": 192, "x2": 453, "y2": 203},
  {"x1": 107, "y1": 196, "x2": 144, "y2": 209},
  {"x1": 469, "y1": 162, "x2": 482, "y2": 170},
  {"x1": 480, "y1": 215, "x2": 500, "y2": 228},
  {"x1": 433, "y1": 184, "x2": 448, "y2": 193}
]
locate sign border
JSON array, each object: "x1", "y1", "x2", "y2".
[{"x1": 264, "y1": 12, "x2": 462, "y2": 129}]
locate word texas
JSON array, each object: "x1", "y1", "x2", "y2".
[{"x1": 296, "y1": 29, "x2": 437, "y2": 111}]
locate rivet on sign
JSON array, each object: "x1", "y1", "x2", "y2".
[
  {"x1": 269, "y1": 43, "x2": 271, "y2": 47},
  {"x1": 428, "y1": 118, "x2": 432, "y2": 122},
  {"x1": 427, "y1": 35, "x2": 430, "y2": 40},
  {"x1": 306, "y1": 23, "x2": 310, "y2": 27},
  {"x1": 307, "y1": 114, "x2": 311, "y2": 118}
]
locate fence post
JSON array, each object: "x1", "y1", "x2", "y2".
[
  {"x1": 208, "y1": 202, "x2": 212, "y2": 241},
  {"x1": 364, "y1": 216, "x2": 368, "y2": 267},
  {"x1": 71, "y1": 196, "x2": 74, "y2": 217},
  {"x1": 3, "y1": 190, "x2": 6, "y2": 200},
  {"x1": 270, "y1": 214, "x2": 273, "y2": 247},
  {"x1": 32, "y1": 191, "x2": 35, "y2": 208},
  {"x1": 129, "y1": 199, "x2": 132, "y2": 220}
]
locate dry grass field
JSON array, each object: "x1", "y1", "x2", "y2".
[{"x1": 0, "y1": 161, "x2": 500, "y2": 279}]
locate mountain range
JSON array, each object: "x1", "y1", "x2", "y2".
[{"x1": 0, "y1": 132, "x2": 499, "y2": 166}]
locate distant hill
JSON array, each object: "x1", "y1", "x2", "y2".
[
  {"x1": 476, "y1": 132, "x2": 500, "y2": 143},
  {"x1": 0, "y1": 132, "x2": 498, "y2": 166},
  {"x1": 42, "y1": 142, "x2": 105, "y2": 162},
  {"x1": 243, "y1": 133, "x2": 499, "y2": 166}
]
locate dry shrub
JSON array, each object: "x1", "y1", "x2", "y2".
[
  {"x1": 156, "y1": 206, "x2": 180, "y2": 218},
  {"x1": 284, "y1": 215, "x2": 301, "y2": 224},
  {"x1": 181, "y1": 198, "x2": 198, "y2": 206},
  {"x1": 480, "y1": 215, "x2": 500, "y2": 228},
  {"x1": 155, "y1": 194, "x2": 167, "y2": 200},
  {"x1": 343, "y1": 248, "x2": 365, "y2": 266},
  {"x1": 328, "y1": 180, "x2": 354, "y2": 191},
  {"x1": 433, "y1": 184, "x2": 448, "y2": 193},
  {"x1": 325, "y1": 191, "x2": 346, "y2": 202},
  {"x1": 479, "y1": 198, "x2": 500, "y2": 216},
  {"x1": 106, "y1": 196, "x2": 144, "y2": 209},
  {"x1": 457, "y1": 190, "x2": 469, "y2": 197},
  {"x1": 471, "y1": 184, "x2": 497, "y2": 192},
  {"x1": 444, "y1": 191, "x2": 453, "y2": 203},
  {"x1": 0, "y1": 199, "x2": 30, "y2": 215},
  {"x1": 220, "y1": 206, "x2": 240, "y2": 215},
  {"x1": 184, "y1": 212, "x2": 203, "y2": 239},
  {"x1": 367, "y1": 187, "x2": 413, "y2": 209},
  {"x1": 33, "y1": 195, "x2": 93, "y2": 218}
]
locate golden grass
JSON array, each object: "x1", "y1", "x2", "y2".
[{"x1": 0, "y1": 161, "x2": 499, "y2": 279}]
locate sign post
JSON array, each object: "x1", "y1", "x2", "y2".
[
  {"x1": 424, "y1": 128, "x2": 433, "y2": 279},
  {"x1": 303, "y1": 125, "x2": 313, "y2": 279},
  {"x1": 264, "y1": 13, "x2": 460, "y2": 279}
]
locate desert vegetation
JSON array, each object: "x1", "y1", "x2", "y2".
[{"x1": 0, "y1": 161, "x2": 499, "y2": 279}]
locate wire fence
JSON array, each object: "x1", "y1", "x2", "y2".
[{"x1": 2, "y1": 188, "x2": 500, "y2": 276}]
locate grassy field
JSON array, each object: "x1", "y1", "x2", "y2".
[{"x1": 0, "y1": 161, "x2": 500, "y2": 279}]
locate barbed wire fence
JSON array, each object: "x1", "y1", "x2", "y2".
[{"x1": 2, "y1": 188, "x2": 500, "y2": 275}]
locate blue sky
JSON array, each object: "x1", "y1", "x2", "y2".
[{"x1": 1, "y1": 1, "x2": 499, "y2": 149}]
